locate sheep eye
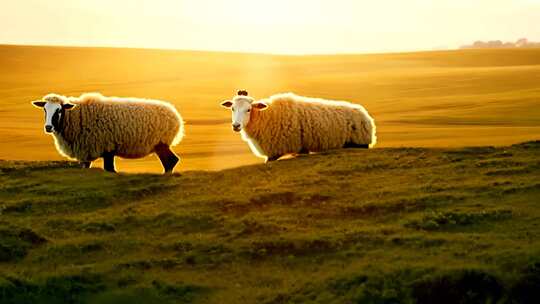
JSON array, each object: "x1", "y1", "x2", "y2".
[
  {"x1": 232, "y1": 107, "x2": 235, "y2": 111},
  {"x1": 247, "y1": 109, "x2": 251, "y2": 112}
]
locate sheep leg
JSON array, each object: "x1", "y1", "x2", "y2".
[
  {"x1": 155, "y1": 143, "x2": 179, "y2": 173},
  {"x1": 103, "y1": 152, "x2": 116, "y2": 173},
  {"x1": 266, "y1": 155, "x2": 280, "y2": 162},
  {"x1": 344, "y1": 142, "x2": 369, "y2": 149},
  {"x1": 298, "y1": 148, "x2": 309, "y2": 154},
  {"x1": 80, "y1": 161, "x2": 91, "y2": 168}
]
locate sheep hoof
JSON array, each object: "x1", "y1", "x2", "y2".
[
  {"x1": 80, "y1": 161, "x2": 91, "y2": 168},
  {"x1": 344, "y1": 142, "x2": 369, "y2": 149},
  {"x1": 103, "y1": 151, "x2": 116, "y2": 173},
  {"x1": 155, "y1": 143, "x2": 180, "y2": 173},
  {"x1": 266, "y1": 156, "x2": 280, "y2": 162},
  {"x1": 164, "y1": 155, "x2": 180, "y2": 173},
  {"x1": 298, "y1": 148, "x2": 310, "y2": 155}
]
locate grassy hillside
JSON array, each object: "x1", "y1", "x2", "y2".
[
  {"x1": 1, "y1": 45, "x2": 539, "y2": 172},
  {"x1": 1, "y1": 142, "x2": 539, "y2": 303}
]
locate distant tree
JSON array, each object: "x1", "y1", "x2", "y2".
[
  {"x1": 515, "y1": 38, "x2": 528, "y2": 47},
  {"x1": 459, "y1": 38, "x2": 540, "y2": 49},
  {"x1": 473, "y1": 41, "x2": 485, "y2": 47},
  {"x1": 487, "y1": 40, "x2": 503, "y2": 47}
]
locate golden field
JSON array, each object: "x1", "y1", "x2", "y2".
[{"x1": 0, "y1": 45, "x2": 539, "y2": 172}]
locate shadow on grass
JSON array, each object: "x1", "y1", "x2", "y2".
[{"x1": 0, "y1": 273, "x2": 207, "y2": 304}]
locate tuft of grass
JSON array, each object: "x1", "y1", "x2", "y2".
[
  {"x1": 0, "y1": 273, "x2": 208, "y2": 304},
  {"x1": 0, "y1": 226, "x2": 46, "y2": 262},
  {"x1": 0, "y1": 273, "x2": 106, "y2": 304},
  {"x1": 411, "y1": 269, "x2": 504, "y2": 304},
  {"x1": 405, "y1": 209, "x2": 512, "y2": 231}
]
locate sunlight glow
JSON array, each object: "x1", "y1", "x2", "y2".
[{"x1": 1, "y1": 0, "x2": 539, "y2": 54}]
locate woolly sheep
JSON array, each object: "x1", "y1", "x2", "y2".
[
  {"x1": 220, "y1": 90, "x2": 376, "y2": 161},
  {"x1": 31, "y1": 93, "x2": 183, "y2": 173}
]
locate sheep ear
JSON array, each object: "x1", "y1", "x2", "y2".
[
  {"x1": 252, "y1": 102, "x2": 268, "y2": 111},
  {"x1": 63, "y1": 103, "x2": 76, "y2": 110},
  {"x1": 221, "y1": 100, "x2": 233, "y2": 108},
  {"x1": 32, "y1": 101, "x2": 46, "y2": 108}
]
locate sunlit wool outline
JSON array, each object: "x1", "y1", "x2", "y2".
[
  {"x1": 222, "y1": 91, "x2": 376, "y2": 161},
  {"x1": 32, "y1": 93, "x2": 184, "y2": 172}
]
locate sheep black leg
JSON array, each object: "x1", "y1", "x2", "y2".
[
  {"x1": 266, "y1": 155, "x2": 280, "y2": 162},
  {"x1": 80, "y1": 161, "x2": 91, "y2": 168},
  {"x1": 103, "y1": 152, "x2": 116, "y2": 173},
  {"x1": 298, "y1": 148, "x2": 309, "y2": 154},
  {"x1": 155, "y1": 143, "x2": 179, "y2": 173},
  {"x1": 344, "y1": 142, "x2": 369, "y2": 149}
]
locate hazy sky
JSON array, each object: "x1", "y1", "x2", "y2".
[{"x1": 1, "y1": 0, "x2": 540, "y2": 54}]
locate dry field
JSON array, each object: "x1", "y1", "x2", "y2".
[{"x1": 1, "y1": 45, "x2": 539, "y2": 172}]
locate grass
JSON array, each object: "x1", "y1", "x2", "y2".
[
  {"x1": 0, "y1": 141, "x2": 539, "y2": 303},
  {"x1": 1, "y1": 46, "x2": 540, "y2": 172}
]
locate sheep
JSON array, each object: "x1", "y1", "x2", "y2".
[
  {"x1": 220, "y1": 90, "x2": 376, "y2": 161},
  {"x1": 31, "y1": 93, "x2": 183, "y2": 173}
]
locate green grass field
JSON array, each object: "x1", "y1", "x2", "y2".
[
  {"x1": 1, "y1": 141, "x2": 539, "y2": 303},
  {"x1": 1, "y1": 45, "x2": 539, "y2": 172}
]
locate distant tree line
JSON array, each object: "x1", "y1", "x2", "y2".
[{"x1": 460, "y1": 38, "x2": 540, "y2": 49}]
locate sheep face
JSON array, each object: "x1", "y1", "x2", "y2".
[
  {"x1": 32, "y1": 97, "x2": 75, "y2": 134},
  {"x1": 221, "y1": 96, "x2": 267, "y2": 132}
]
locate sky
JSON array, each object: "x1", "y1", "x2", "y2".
[{"x1": 1, "y1": 0, "x2": 540, "y2": 54}]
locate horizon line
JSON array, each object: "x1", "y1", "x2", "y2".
[{"x1": 0, "y1": 42, "x2": 464, "y2": 57}]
